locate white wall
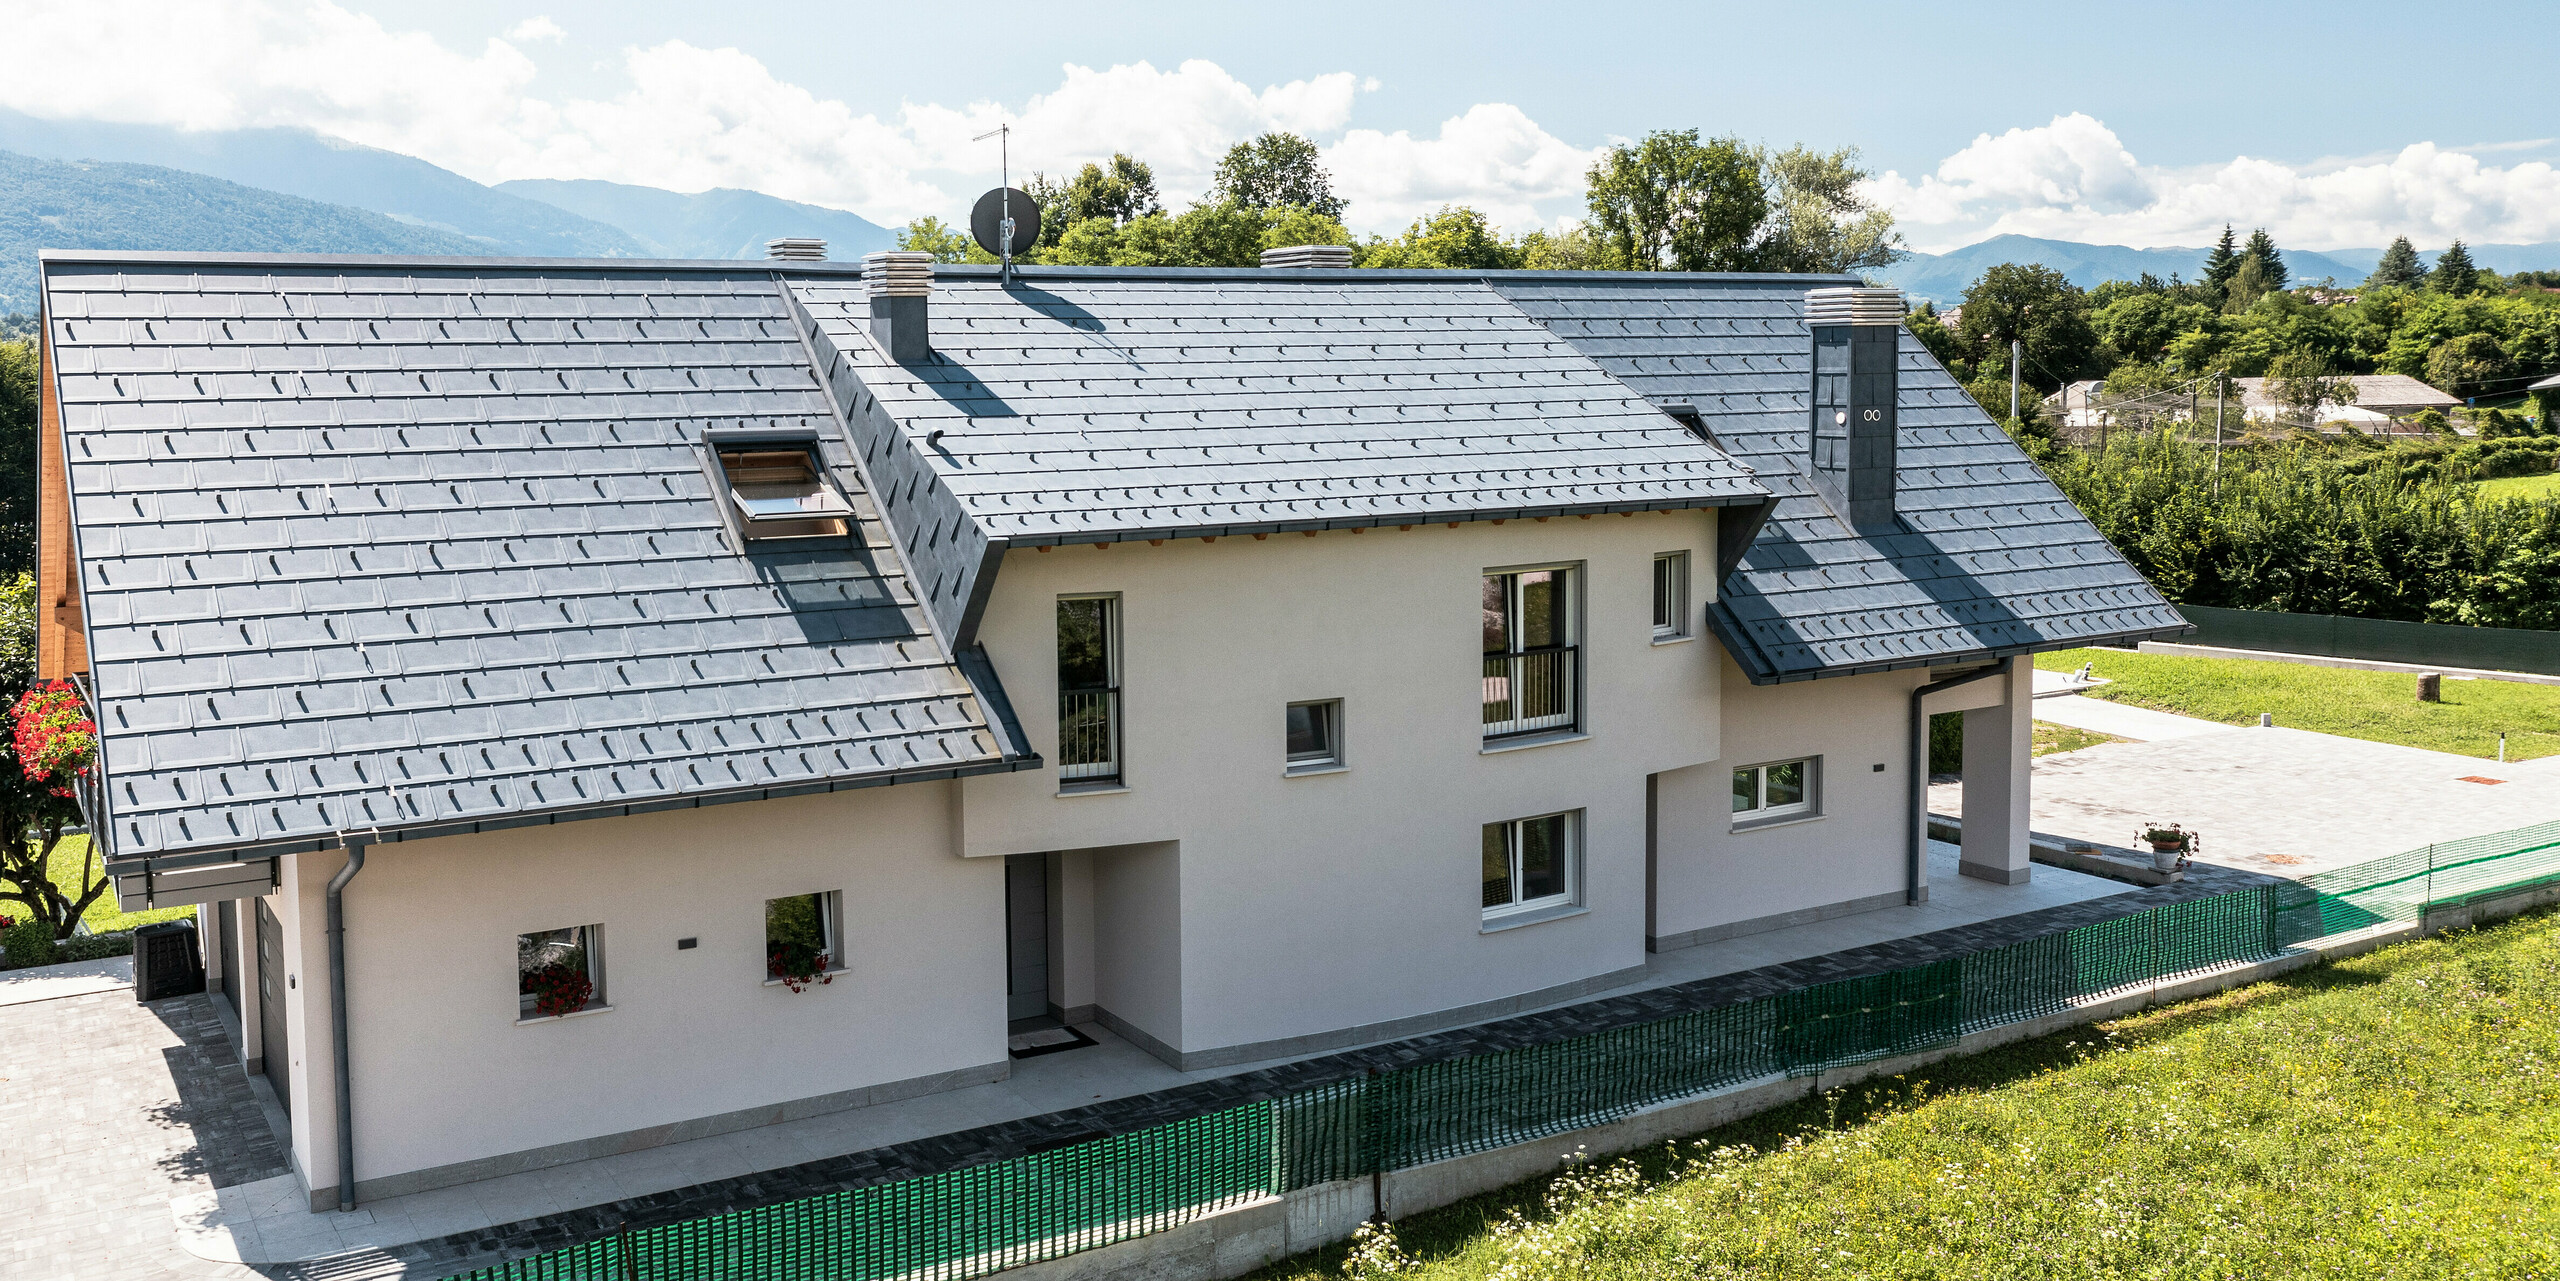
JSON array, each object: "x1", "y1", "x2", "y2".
[
  {"x1": 281, "y1": 780, "x2": 1005, "y2": 1202},
  {"x1": 1651, "y1": 656, "x2": 1924, "y2": 948},
  {"x1": 1090, "y1": 841, "x2": 1182, "y2": 1049},
  {"x1": 960, "y1": 515, "x2": 1721, "y2": 1061}
]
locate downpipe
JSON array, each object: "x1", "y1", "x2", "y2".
[
  {"x1": 327, "y1": 833, "x2": 370, "y2": 1212},
  {"x1": 1907, "y1": 657, "x2": 2014, "y2": 905}
]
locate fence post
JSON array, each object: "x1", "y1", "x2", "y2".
[
  {"x1": 618, "y1": 1221, "x2": 636, "y2": 1281},
  {"x1": 1363, "y1": 1066, "x2": 1385, "y2": 1222}
]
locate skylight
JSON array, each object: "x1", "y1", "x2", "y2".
[{"x1": 718, "y1": 446, "x2": 854, "y2": 539}]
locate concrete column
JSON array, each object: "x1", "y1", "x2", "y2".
[{"x1": 1958, "y1": 661, "x2": 2034, "y2": 885}]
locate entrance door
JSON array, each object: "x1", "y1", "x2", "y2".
[
  {"x1": 255, "y1": 898, "x2": 290, "y2": 1115},
  {"x1": 1004, "y1": 854, "x2": 1051, "y2": 1023}
]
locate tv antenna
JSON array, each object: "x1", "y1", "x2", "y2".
[{"x1": 971, "y1": 124, "x2": 1038, "y2": 286}]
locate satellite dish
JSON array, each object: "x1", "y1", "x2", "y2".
[{"x1": 971, "y1": 188, "x2": 1041, "y2": 258}]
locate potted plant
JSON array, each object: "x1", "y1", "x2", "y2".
[
  {"x1": 768, "y1": 940, "x2": 834, "y2": 993},
  {"x1": 521, "y1": 958, "x2": 594, "y2": 1017},
  {"x1": 2136, "y1": 823, "x2": 2197, "y2": 873}
]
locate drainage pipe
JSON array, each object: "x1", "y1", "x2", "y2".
[
  {"x1": 326, "y1": 834, "x2": 369, "y2": 1212},
  {"x1": 1907, "y1": 657, "x2": 2014, "y2": 905}
]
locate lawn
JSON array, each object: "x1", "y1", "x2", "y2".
[
  {"x1": 2032, "y1": 721, "x2": 2123, "y2": 756},
  {"x1": 0, "y1": 834, "x2": 195, "y2": 935},
  {"x1": 1259, "y1": 909, "x2": 2560, "y2": 1280},
  {"x1": 2467, "y1": 471, "x2": 2560, "y2": 502},
  {"x1": 2033, "y1": 647, "x2": 2560, "y2": 762}
]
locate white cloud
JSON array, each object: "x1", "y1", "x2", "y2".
[
  {"x1": 1871, "y1": 114, "x2": 2560, "y2": 253},
  {"x1": 1328, "y1": 104, "x2": 1602, "y2": 234},
  {"x1": 506, "y1": 16, "x2": 565, "y2": 42}
]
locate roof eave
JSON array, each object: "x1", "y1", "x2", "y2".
[
  {"x1": 999, "y1": 492, "x2": 1774, "y2": 548},
  {"x1": 1714, "y1": 615, "x2": 2197, "y2": 686}
]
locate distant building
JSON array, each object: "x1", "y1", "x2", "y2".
[{"x1": 2233, "y1": 374, "x2": 2459, "y2": 433}]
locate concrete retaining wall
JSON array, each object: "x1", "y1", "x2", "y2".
[{"x1": 992, "y1": 883, "x2": 2559, "y2": 1281}]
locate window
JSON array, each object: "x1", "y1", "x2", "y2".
[
  {"x1": 518, "y1": 925, "x2": 603, "y2": 1020},
  {"x1": 766, "y1": 892, "x2": 842, "y2": 989},
  {"x1": 1286, "y1": 700, "x2": 1342, "y2": 771},
  {"x1": 1652, "y1": 552, "x2": 1690, "y2": 640},
  {"x1": 1732, "y1": 757, "x2": 1819, "y2": 824},
  {"x1": 717, "y1": 443, "x2": 854, "y2": 539},
  {"x1": 1482, "y1": 811, "x2": 1580, "y2": 920},
  {"x1": 1057, "y1": 596, "x2": 1120, "y2": 785},
  {"x1": 1482, "y1": 566, "x2": 1577, "y2": 738}
]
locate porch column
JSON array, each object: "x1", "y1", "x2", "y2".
[{"x1": 1958, "y1": 661, "x2": 2034, "y2": 884}]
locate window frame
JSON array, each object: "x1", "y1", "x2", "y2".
[
  {"x1": 1651, "y1": 551, "x2": 1691, "y2": 641},
  {"x1": 1056, "y1": 593, "x2": 1124, "y2": 789},
  {"x1": 1480, "y1": 809, "x2": 1583, "y2": 925},
  {"x1": 1285, "y1": 699, "x2": 1345, "y2": 773},
  {"x1": 516, "y1": 923, "x2": 606, "y2": 1023},
  {"x1": 1481, "y1": 562, "x2": 1581, "y2": 741},
  {"x1": 764, "y1": 890, "x2": 846, "y2": 985},
  {"x1": 711, "y1": 440, "x2": 856, "y2": 541},
  {"x1": 1731, "y1": 756, "x2": 1822, "y2": 828}
]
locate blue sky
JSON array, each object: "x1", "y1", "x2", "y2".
[{"x1": 14, "y1": 0, "x2": 2560, "y2": 250}]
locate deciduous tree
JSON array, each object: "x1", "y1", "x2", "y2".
[
  {"x1": 1359, "y1": 206, "x2": 1525, "y2": 269},
  {"x1": 1955, "y1": 263, "x2": 2101, "y2": 388},
  {"x1": 2266, "y1": 349, "x2": 2358, "y2": 425},
  {"x1": 1747, "y1": 144, "x2": 1905, "y2": 275},
  {"x1": 1584, "y1": 129, "x2": 1764, "y2": 272},
  {"x1": 1208, "y1": 133, "x2": 1345, "y2": 220}
]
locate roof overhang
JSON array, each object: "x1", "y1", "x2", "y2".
[{"x1": 1708, "y1": 609, "x2": 2196, "y2": 687}]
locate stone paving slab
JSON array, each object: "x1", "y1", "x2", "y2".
[{"x1": 0, "y1": 955, "x2": 134, "y2": 1008}]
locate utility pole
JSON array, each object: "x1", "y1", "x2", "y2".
[
  {"x1": 2009, "y1": 339, "x2": 2022, "y2": 424},
  {"x1": 2213, "y1": 375, "x2": 2226, "y2": 498}
]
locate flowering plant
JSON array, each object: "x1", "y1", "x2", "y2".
[
  {"x1": 768, "y1": 941, "x2": 834, "y2": 992},
  {"x1": 521, "y1": 960, "x2": 594, "y2": 1017},
  {"x1": 12, "y1": 680, "x2": 97, "y2": 799},
  {"x1": 2138, "y1": 823, "x2": 2197, "y2": 852}
]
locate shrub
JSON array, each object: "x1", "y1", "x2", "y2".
[
  {"x1": 2, "y1": 916, "x2": 58, "y2": 968},
  {"x1": 58, "y1": 930, "x2": 131, "y2": 961}
]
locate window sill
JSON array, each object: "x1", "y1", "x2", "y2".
[
  {"x1": 1056, "y1": 783, "x2": 1129, "y2": 798},
  {"x1": 1731, "y1": 811, "x2": 1825, "y2": 834},
  {"x1": 1284, "y1": 762, "x2": 1348, "y2": 778},
  {"x1": 761, "y1": 971, "x2": 848, "y2": 989},
  {"x1": 1480, "y1": 730, "x2": 1589, "y2": 756},
  {"x1": 516, "y1": 1004, "x2": 613, "y2": 1026},
  {"x1": 1651, "y1": 633, "x2": 1697, "y2": 647},
  {"x1": 1480, "y1": 902, "x2": 1588, "y2": 934}
]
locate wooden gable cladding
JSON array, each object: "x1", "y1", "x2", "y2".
[{"x1": 36, "y1": 323, "x2": 84, "y2": 678}]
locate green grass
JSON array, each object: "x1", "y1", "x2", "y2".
[
  {"x1": 1257, "y1": 909, "x2": 2560, "y2": 1281},
  {"x1": 2467, "y1": 471, "x2": 2560, "y2": 501},
  {"x1": 2032, "y1": 722, "x2": 2125, "y2": 757},
  {"x1": 2034, "y1": 647, "x2": 2560, "y2": 761},
  {"x1": 0, "y1": 835, "x2": 194, "y2": 934}
]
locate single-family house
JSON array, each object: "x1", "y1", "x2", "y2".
[
  {"x1": 33, "y1": 249, "x2": 2185, "y2": 1211},
  {"x1": 2233, "y1": 372, "x2": 2459, "y2": 430}
]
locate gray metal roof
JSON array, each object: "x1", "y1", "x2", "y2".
[
  {"x1": 788, "y1": 268, "x2": 1775, "y2": 642},
  {"x1": 41, "y1": 254, "x2": 1033, "y2": 866},
  {"x1": 1494, "y1": 275, "x2": 2188, "y2": 682}
]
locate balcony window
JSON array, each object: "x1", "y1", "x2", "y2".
[
  {"x1": 517, "y1": 924, "x2": 604, "y2": 1020},
  {"x1": 1732, "y1": 757, "x2": 1819, "y2": 826},
  {"x1": 1286, "y1": 700, "x2": 1342, "y2": 771},
  {"x1": 1482, "y1": 810, "x2": 1579, "y2": 921},
  {"x1": 1482, "y1": 566, "x2": 1577, "y2": 738},
  {"x1": 1652, "y1": 551, "x2": 1690, "y2": 640},
  {"x1": 1057, "y1": 595, "x2": 1121, "y2": 786},
  {"x1": 766, "y1": 891, "x2": 842, "y2": 990}
]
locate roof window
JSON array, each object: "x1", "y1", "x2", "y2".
[{"x1": 717, "y1": 444, "x2": 854, "y2": 539}]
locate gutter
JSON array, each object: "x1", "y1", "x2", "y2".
[
  {"x1": 326, "y1": 832, "x2": 370, "y2": 1212},
  {"x1": 1906, "y1": 658, "x2": 2013, "y2": 906}
]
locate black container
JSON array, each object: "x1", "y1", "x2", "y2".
[{"x1": 133, "y1": 920, "x2": 205, "y2": 1002}]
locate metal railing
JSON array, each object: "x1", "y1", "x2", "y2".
[
  {"x1": 1057, "y1": 687, "x2": 1120, "y2": 783},
  {"x1": 1482, "y1": 645, "x2": 1576, "y2": 738}
]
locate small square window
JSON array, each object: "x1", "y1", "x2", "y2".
[
  {"x1": 1652, "y1": 552, "x2": 1690, "y2": 639},
  {"x1": 766, "y1": 891, "x2": 843, "y2": 989},
  {"x1": 718, "y1": 444, "x2": 854, "y2": 539},
  {"x1": 1731, "y1": 757, "x2": 1820, "y2": 824},
  {"x1": 518, "y1": 925, "x2": 603, "y2": 1020},
  {"x1": 1286, "y1": 700, "x2": 1341, "y2": 770},
  {"x1": 1481, "y1": 810, "x2": 1580, "y2": 919}
]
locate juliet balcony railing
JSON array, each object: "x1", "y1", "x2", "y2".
[
  {"x1": 1058, "y1": 687, "x2": 1121, "y2": 784},
  {"x1": 1481, "y1": 645, "x2": 1577, "y2": 739}
]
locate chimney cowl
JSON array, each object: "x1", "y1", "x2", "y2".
[
  {"x1": 1802, "y1": 285, "x2": 1903, "y2": 326},
  {"x1": 862, "y1": 251, "x2": 935, "y2": 363},
  {"x1": 767, "y1": 237, "x2": 828, "y2": 261},
  {"x1": 1261, "y1": 244, "x2": 1354, "y2": 269}
]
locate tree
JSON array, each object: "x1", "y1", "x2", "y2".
[
  {"x1": 1904, "y1": 301, "x2": 1966, "y2": 375},
  {"x1": 1359, "y1": 206, "x2": 1525, "y2": 269},
  {"x1": 2265, "y1": 349, "x2": 2358, "y2": 425},
  {"x1": 0, "y1": 340, "x2": 33, "y2": 576},
  {"x1": 2241, "y1": 228, "x2": 2288, "y2": 290},
  {"x1": 895, "y1": 216, "x2": 985, "y2": 265},
  {"x1": 1954, "y1": 263, "x2": 2101, "y2": 389},
  {"x1": 1259, "y1": 206, "x2": 1358, "y2": 254},
  {"x1": 2095, "y1": 361, "x2": 2195, "y2": 434},
  {"x1": 2430, "y1": 240, "x2": 2482, "y2": 296},
  {"x1": 1028, "y1": 154, "x2": 1162, "y2": 250},
  {"x1": 2226, "y1": 256, "x2": 2276, "y2": 312},
  {"x1": 1747, "y1": 144, "x2": 1905, "y2": 274},
  {"x1": 1518, "y1": 224, "x2": 1601, "y2": 271},
  {"x1": 2425, "y1": 332, "x2": 2515, "y2": 398},
  {"x1": 2367, "y1": 237, "x2": 2424, "y2": 290},
  {"x1": 1208, "y1": 133, "x2": 1345, "y2": 220},
  {"x1": 1584, "y1": 129, "x2": 1765, "y2": 272},
  {"x1": 2202, "y1": 225, "x2": 2243, "y2": 293},
  {"x1": 0, "y1": 574, "x2": 90, "y2": 941}
]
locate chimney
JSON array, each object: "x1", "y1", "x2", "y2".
[
  {"x1": 1260, "y1": 244, "x2": 1354, "y2": 269},
  {"x1": 1803, "y1": 286, "x2": 1904, "y2": 529},
  {"x1": 767, "y1": 237, "x2": 828, "y2": 261},
  {"x1": 863, "y1": 251, "x2": 934, "y2": 364}
]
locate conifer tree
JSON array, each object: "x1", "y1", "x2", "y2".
[
  {"x1": 2241, "y1": 228, "x2": 2288, "y2": 289},
  {"x1": 2201, "y1": 224, "x2": 2242, "y2": 289},
  {"x1": 2368, "y1": 236, "x2": 2423, "y2": 289},
  {"x1": 2430, "y1": 240, "x2": 2481, "y2": 295}
]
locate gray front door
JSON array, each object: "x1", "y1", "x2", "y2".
[
  {"x1": 1004, "y1": 854, "x2": 1050, "y2": 1022},
  {"x1": 255, "y1": 898, "x2": 289, "y2": 1115}
]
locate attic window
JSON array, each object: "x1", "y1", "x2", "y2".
[
  {"x1": 1657, "y1": 402, "x2": 1716, "y2": 446},
  {"x1": 718, "y1": 445, "x2": 853, "y2": 539}
]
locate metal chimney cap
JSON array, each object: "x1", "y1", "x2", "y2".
[
  {"x1": 1261, "y1": 244, "x2": 1355, "y2": 269},
  {"x1": 861, "y1": 251, "x2": 936, "y2": 298},
  {"x1": 767, "y1": 237, "x2": 828, "y2": 261},
  {"x1": 1803, "y1": 286, "x2": 1904, "y2": 325}
]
